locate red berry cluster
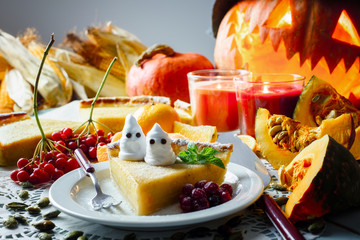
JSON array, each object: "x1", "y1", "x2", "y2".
[
  {"x1": 179, "y1": 180, "x2": 233, "y2": 213},
  {"x1": 10, "y1": 128, "x2": 113, "y2": 185}
]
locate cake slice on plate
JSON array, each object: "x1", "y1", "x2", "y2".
[{"x1": 108, "y1": 138, "x2": 233, "y2": 215}]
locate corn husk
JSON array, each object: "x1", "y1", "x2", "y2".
[
  {"x1": 0, "y1": 53, "x2": 12, "y2": 82},
  {"x1": 4, "y1": 69, "x2": 33, "y2": 114},
  {"x1": 0, "y1": 30, "x2": 69, "y2": 107},
  {"x1": 0, "y1": 74, "x2": 16, "y2": 113},
  {"x1": 54, "y1": 58, "x2": 127, "y2": 97},
  {"x1": 27, "y1": 41, "x2": 73, "y2": 103}
]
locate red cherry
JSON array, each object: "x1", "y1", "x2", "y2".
[
  {"x1": 97, "y1": 142, "x2": 106, "y2": 147},
  {"x1": 98, "y1": 136, "x2": 107, "y2": 143},
  {"x1": 56, "y1": 153, "x2": 67, "y2": 160},
  {"x1": 66, "y1": 158, "x2": 79, "y2": 171},
  {"x1": 45, "y1": 152, "x2": 54, "y2": 161},
  {"x1": 78, "y1": 144, "x2": 88, "y2": 154},
  {"x1": 17, "y1": 158, "x2": 29, "y2": 169},
  {"x1": 10, "y1": 170, "x2": 19, "y2": 181},
  {"x1": 220, "y1": 191, "x2": 232, "y2": 203}
]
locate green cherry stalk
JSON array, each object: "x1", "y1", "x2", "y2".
[{"x1": 73, "y1": 56, "x2": 118, "y2": 138}]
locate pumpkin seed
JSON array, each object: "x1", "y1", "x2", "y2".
[
  {"x1": 20, "y1": 181, "x2": 34, "y2": 189},
  {"x1": 312, "y1": 94, "x2": 320, "y2": 102},
  {"x1": 275, "y1": 116, "x2": 283, "y2": 125},
  {"x1": 63, "y1": 231, "x2": 84, "y2": 240},
  {"x1": 18, "y1": 190, "x2": 29, "y2": 200},
  {"x1": 32, "y1": 220, "x2": 55, "y2": 231},
  {"x1": 43, "y1": 209, "x2": 61, "y2": 219},
  {"x1": 268, "y1": 117, "x2": 277, "y2": 127},
  {"x1": 37, "y1": 232, "x2": 52, "y2": 240},
  {"x1": 6, "y1": 202, "x2": 28, "y2": 211},
  {"x1": 274, "y1": 196, "x2": 289, "y2": 206},
  {"x1": 37, "y1": 197, "x2": 50, "y2": 208},
  {"x1": 277, "y1": 130, "x2": 288, "y2": 141},
  {"x1": 3, "y1": 216, "x2": 18, "y2": 228},
  {"x1": 13, "y1": 214, "x2": 28, "y2": 224},
  {"x1": 270, "y1": 182, "x2": 287, "y2": 191},
  {"x1": 269, "y1": 125, "x2": 282, "y2": 137},
  {"x1": 26, "y1": 205, "x2": 41, "y2": 215}
]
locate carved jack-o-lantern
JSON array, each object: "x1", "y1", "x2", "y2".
[{"x1": 213, "y1": 0, "x2": 360, "y2": 107}]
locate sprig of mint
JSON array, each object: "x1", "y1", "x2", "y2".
[{"x1": 178, "y1": 142, "x2": 225, "y2": 169}]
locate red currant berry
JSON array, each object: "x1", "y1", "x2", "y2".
[
  {"x1": 88, "y1": 146, "x2": 97, "y2": 159},
  {"x1": 208, "y1": 194, "x2": 221, "y2": 207},
  {"x1": 44, "y1": 163, "x2": 55, "y2": 176},
  {"x1": 78, "y1": 144, "x2": 88, "y2": 154},
  {"x1": 192, "y1": 197, "x2": 209, "y2": 211},
  {"x1": 17, "y1": 170, "x2": 30, "y2": 182},
  {"x1": 51, "y1": 131, "x2": 62, "y2": 141},
  {"x1": 191, "y1": 188, "x2": 207, "y2": 199},
  {"x1": 66, "y1": 157, "x2": 79, "y2": 171},
  {"x1": 98, "y1": 136, "x2": 107, "y2": 143},
  {"x1": 180, "y1": 196, "x2": 193, "y2": 212},
  {"x1": 85, "y1": 137, "x2": 97, "y2": 147},
  {"x1": 220, "y1": 184, "x2": 233, "y2": 196},
  {"x1": 182, "y1": 184, "x2": 195, "y2": 196},
  {"x1": 55, "y1": 140, "x2": 66, "y2": 152},
  {"x1": 17, "y1": 158, "x2": 29, "y2": 169},
  {"x1": 29, "y1": 173, "x2": 39, "y2": 184},
  {"x1": 10, "y1": 170, "x2": 19, "y2": 181},
  {"x1": 52, "y1": 169, "x2": 64, "y2": 180},
  {"x1": 204, "y1": 181, "x2": 219, "y2": 195},
  {"x1": 56, "y1": 153, "x2": 67, "y2": 160},
  {"x1": 194, "y1": 180, "x2": 207, "y2": 189},
  {"x1": 67, "y1": 141, "x2": 78, "y2": 150},
  {"x1": 62, "y1": 127, "x2": 73, "y2": 138},
  {"x1": 55, "y1": 158, "x2": 67, "y2": 170},
  {"x1": 96, "y1": 129, "x2": 105, "y2": 137},
  {"x1": 220, "y1": 191, "x2": 232, "y2": 203}
]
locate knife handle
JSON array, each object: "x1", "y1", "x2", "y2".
[{"x1": 259, "y1": 194, "x2": 305, "y2": 240}]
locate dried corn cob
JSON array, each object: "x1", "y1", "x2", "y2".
[
  {"x1": 27, "y1": 41, "x2": 73, "y2": 102},
  {"x1": 63, "y1": 33, "x2": 126, "y2": 80},
  {"x1": 53, "y1": 58, "x2": 127, "y2": 97},
  {"x1": 0, "y1": 30, "x2": 69, "y2": 108}
]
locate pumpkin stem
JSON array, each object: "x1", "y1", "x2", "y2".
[{"x1": 135, "y1": 44, "x2": 175, "y2": 67}]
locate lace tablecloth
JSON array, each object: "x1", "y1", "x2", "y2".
[{"x1": 0, "y1": 160, "x2": 320, "y2": 240}]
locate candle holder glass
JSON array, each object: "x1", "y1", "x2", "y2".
[
  {"x1": 234, "y1": 73, "x2": 305, "y2": 137},
  {"x1": 187, "y1": 69, "x2": 250, "y2": 132}
]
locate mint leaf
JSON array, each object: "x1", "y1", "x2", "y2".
[{"x1": 178, "y1": 142, "x2": 225, "y2": 169}]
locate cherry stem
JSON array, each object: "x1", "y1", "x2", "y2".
[
  {"x1": 33, "y1": 34, "x2": 55, "y2": 142},
  {"x1": 89, "y1": 57, "x2": 117, "y2": 121}
]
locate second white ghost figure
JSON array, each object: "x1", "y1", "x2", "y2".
[
  {"x1": 119, "y1": 115, "x2": 146, "y2": 160},
  {"x1": 145, "y1": 123, "x2": 177, "y2": 166}
]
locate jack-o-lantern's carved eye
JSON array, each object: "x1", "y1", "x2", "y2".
[
  {"x1": 264, "y1": 0, "x2": 292, "y2": 29},
  {"x1": 332, "y1": 10, "x2": 360, "y2": 47}
]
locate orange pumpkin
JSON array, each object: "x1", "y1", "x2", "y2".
[
  {"x1": 126, "y1": 44, "x2": 214, "y2": 104},
  {"x1": 213, "y1": 0, "x2": 360, "y2": 107}
]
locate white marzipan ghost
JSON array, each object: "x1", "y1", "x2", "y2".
[
  {"x1": 118, "y1": 114, "x2": 146, "y2": 160},
  {"x1": 144, "y1": 123, "x2": 177, "y2": 166}
]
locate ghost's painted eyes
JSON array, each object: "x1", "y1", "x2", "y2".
[
  {"x1": 161, "y1": 139, "x2": 167, "y2": 144},
  {"x1": 126, "y1": 133, "x2": 132, "y2": 138},
  {"x1": 150, "y1": 139, "x2": 155, "y2": 144},
  {"x1": 136, "y1": 132, "x2": 141, "y2": 138}
]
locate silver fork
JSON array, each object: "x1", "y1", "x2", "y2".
[{"x1": 74, "y1": 148, "x2": 120, "y2": 210}]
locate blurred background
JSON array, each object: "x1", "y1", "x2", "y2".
[{"x1": 0, "y1": 0, "x2": 216, "y2": 62}]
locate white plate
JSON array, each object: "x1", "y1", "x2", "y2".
[{"x1": 49, "y1": 162, "x2": 263, "y2": 230}]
